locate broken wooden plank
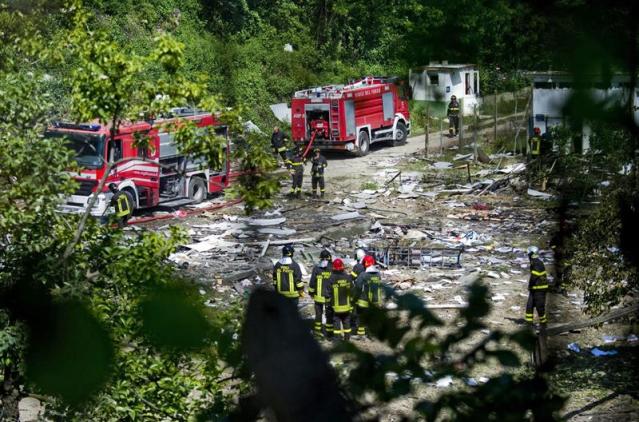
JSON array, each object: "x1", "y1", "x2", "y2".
[
  {"x1": 545, "y1": 303, "x2": 639, "y2": 337},
  {"x1": 260, "y1": 238, "x2": 271, "y2": 257}
]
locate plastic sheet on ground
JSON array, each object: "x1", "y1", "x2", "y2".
[
  {"x1": 246, "y1": 217, "x2": 286, "y2": 226},
  {"x1": 591, "y1": 347, "x2": 618, "y2": 357}
]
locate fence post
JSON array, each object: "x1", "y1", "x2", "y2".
[
  {"x1": 459, "y1": 98, "x2": 464, "y2": 148},
  {"x1": 493, "y1": 92, "x2": 498, "y2": 143},
  {"x1": 473, "y1": 104, "x2": 478, "y2": 162},
  {"x1": 424, "y1": 105, "x2": 430, "y2": 157},
  {"x1": 439, "y1": 119, "x2": 443, "y2": 155}
]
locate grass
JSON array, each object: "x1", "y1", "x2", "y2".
[{"x1": 360, "y1": 181, "x2": 379, "y2": 190}]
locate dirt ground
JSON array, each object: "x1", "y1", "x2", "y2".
[{"x1": 134, "y1": 130, "x2": 638, "y2": 420}]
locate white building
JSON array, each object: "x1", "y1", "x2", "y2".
[
  {"x1": 409, "y1": 62, "x2": 480, "y2": 115},
  {"x1": 528, "y1": 71, "x2": 639, "y2": 151}
]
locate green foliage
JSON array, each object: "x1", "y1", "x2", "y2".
[
  {"x1": 568, "y1": 186, "x2": 638, "y2": 315},
  {"x1": 332, "y1": 281, "x2": 565, "y2": 420}
]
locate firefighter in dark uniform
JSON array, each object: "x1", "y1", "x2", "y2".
[
  {"x1": 271, "y1": 126, "x2": 288, "y2": 164},
  {"x1": 350, "y1": 248, "x2": 366, "y2": 279},
  {"x1": 309, "y1": 250, "x2": 333, "y2": 337},
  {"x1": 525, "y1": 246, "x2": 549, "y2": 331},
  {"x1": 108, "y1": 183, "x2": 133, "y2": 228},
  {"x1": 273, "y1": 245, "x2": 304, "y2": 306},
  {"x1": 286, "y1": 147, "x2": 305, "y2": 198},
  {"x1": 325, "y1": 258, "x2": 353, "y2": 340},
  {"x1": 352, "y1": 255, "x2": 384, "y2": 338},
  {"x1": 310, "y1": 147, "x2": 327, "y2": 198},
  {"x1": 447, "y1": 95, "x2": 460, "y2": 137}
]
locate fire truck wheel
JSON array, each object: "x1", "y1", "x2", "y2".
[
  {"x1": 189, "y1": 177, "x2": 207, "y2": 204},
  {"x1": 122, "y1": 189, "x2": 137, "y2": 211},
  {"x1": 393, "y1": 121, "x2": 408, "y2": 146},
  {"x1": 355, "y1": 130, "x2": 370, "y2": 157}
]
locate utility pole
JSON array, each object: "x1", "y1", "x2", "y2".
[{"x1": 439, "y1": 119, "x2": 443, "y2": 155}]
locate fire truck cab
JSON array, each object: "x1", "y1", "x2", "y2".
[
  {"x1": 291, "y1": 76, "x2": 411, "y2": 156},
  {"x1": 45, "y1": 108, "x2": 237, "y2": 216}
]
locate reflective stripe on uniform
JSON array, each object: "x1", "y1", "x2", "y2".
[
  {"x1": 276, "y1": 266, "x2": 298, "y2": 298},
  {"x1": 357, "y1": 299, "x2": 369, "y2": 308},
  {"x1": 116, "y1": 195, "x2": 131, "y2": 217},
  {"x1": 532, "y1": 284, "x2": 548, "y2": 290},
  {"x1": 525, "y1": 313, "x2": 534, "y2": 322},
  {"x1": 350, "y1": 271, "x2": 358, "y2": 277},
  {"x1": 531, "y1": 270, "x2": 546, "y2": 276}
]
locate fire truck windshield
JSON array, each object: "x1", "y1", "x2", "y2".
[{"x1": 45, "y1": 131, "x2": 105, "y2": 169}]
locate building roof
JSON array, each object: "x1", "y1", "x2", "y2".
[
  {"x1": 523, "y1": 70, "x2": 634, "y2": 81},
  {"x1": 412, "y1": 63, "x2": 476, "y2": 72}
]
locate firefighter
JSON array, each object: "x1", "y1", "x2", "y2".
[
  {"x1": 309, "y1": 250, "x2": 333, "y2": 337},
  {"x1": 528, "y1": 127, "x2": 542, "y2": 160},
  {"x1": 271, "y1": 126, "x2": 288, "y2": 165},
  {"x1": 447, "y1": 95, "x2": 460, "y2": 137},
  {"x1": 273, "y1": 245, "x2": 304, "y2": 306},
  {"x1": 286, "y1": 146, "x2": 305, "y2": 198},
  {"x1": 352, "y1": 255, "x2": 384, "y2": 338},
  {"x1": 310, "y1": 147, "x2": 327, "y2": 198},
  {"x1": 325, "y1": 258, "x2": 354, "y2": 340},
  {"x1": 350, "y1": 248, "x2": 366, "y2": 278},
  {"x1": 525, "y1": 246, "x2": 549, "y2": 331},
  {"x1": 108, "y1": 183, "x2": 133, "y2": 228}
]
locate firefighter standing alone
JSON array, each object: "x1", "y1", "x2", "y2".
[
  {"x1": 447, "y1": 95, "x2": 460, "y2": 137},
  {"x1": 525, "y1": 246, "x2": 549, "y2": 331},
  {"x1": 271, "y1": 126, "x2": 288, "y2": 165},
  {"x1": 287, "y1": 147, "x2": 305, "y2": 198},
  {"x1": 273, "y1": 245, "x2": 304, "y2": 306},
  {"x1": 309, "y1": 250, "x2": 333, "y2": 337},
  {"x1": 108, "y1": 183, "x2": 133, "y2": 228},
  {"x1": 310, "y1": 147, "x2": 327, "y2": 198}
]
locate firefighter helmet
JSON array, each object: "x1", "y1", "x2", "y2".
[
  {"x1": 355, "y1": 248, "x2": 366, "y2": 261},
  {"x1": 313, "y1": 147, "x2": 321, "y2": 153},
  {"x1": 451, "y1": 95, "x2": 457, "y2": 100},
  {"x1": 282, "y1": 245, "x2": 294, "y2": 257},
  {"x1": 527, "y1": 246, "x2": 539, "y2": 256},
  {"x1": 534, "y1": 127, "x2": 541, "y2": 135},
  {"x1": 332, "y1": 258, "x2": 344, "y2": 271},
  {"x1": 108, "y1": 183, "x2": 118, "y2": 192},
  {"x1": 362, "y1": 255, "x2": 375, "y2": 268},
  {"x1": 320, "y1": 249, "x2": 332, "y2": 260}
]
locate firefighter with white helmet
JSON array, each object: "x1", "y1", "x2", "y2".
[
  {"x1": 351, "y1": 248, "x2": 366, "y2": 278},
  {"x1": 273, "y1": 245, "x2": 304, "y2": 305},
  {"x1": 525, "y1": 246, "x2": 549, "y2": 331}
]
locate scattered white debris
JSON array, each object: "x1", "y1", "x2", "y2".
[
  {"x1": 486, "y1": 271, "x2": 500, "y2": 279},
  {"x1": 433, "y1": 161, "x2": 453, "y2": 169},
  {"x1": 465, "y1": 378, "x2": 478, "y2": 387},
  {"x1": 510, "y1": 306, "x2": 521, "y2": 311},
  {"x1": 527, "y1": 188, "x2": 555, "y2": 200},
  {"x1": 602, "y1": 335, "x2": 624, "y2": 344},
  {"x1": 331, "y1": 211, "x2": 363, "y2": 221},
  {"x1": 435, "y1": 375, "x2": 454, "y2": 388},
  {"x1": 247, "y1": 217, "x2": 286, "y2": 226},
  {"x1": 258, "y1": 227, "x2": 297, "y2": 236},
  {"x1": 386, "y1": 302, "x2": 398, "y2": 310},
  {"x1": 567, "y1": 343, "x2": 581, "y2": 353},
  {"x1": 491, "y1": 294, "x2": 506, "y2": 302},
  {"x1": 627, "y1": 334, "x2": 638, "y2": 342}
]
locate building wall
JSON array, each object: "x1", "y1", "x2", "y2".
[{"x1": 409, "y1": 68, "x2": 480, "y2": 114}]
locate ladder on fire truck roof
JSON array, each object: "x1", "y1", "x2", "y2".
[{"x1": 293, "y1": 76, "x2": 400, "y2": 99}]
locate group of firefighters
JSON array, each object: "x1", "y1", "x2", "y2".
[
  {"x1": 273, "y1": 245, "x2": 385, "y2": 340},
  {"x1": 272, "y1": 243, "x2": 550, "y2": 339},
  {"x1": 271, "y1": 126, "x2": 328, "y2": 199}
]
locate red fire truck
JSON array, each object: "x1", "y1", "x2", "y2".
[
  {"x1": 291, "y1": 76, "x2": 411, "y2": 156},
  {"x1": 45, "y1": 108, "x2": 238, "y2": 216}
]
